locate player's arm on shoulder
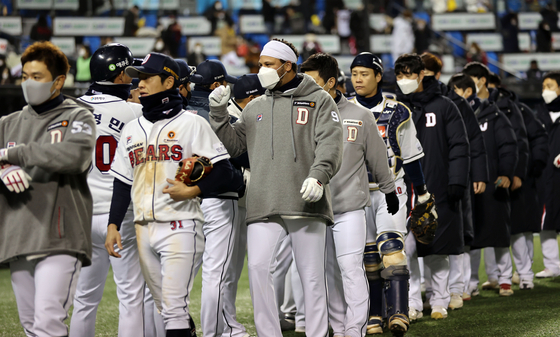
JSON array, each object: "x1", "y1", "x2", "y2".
[
  {"x1": 363, "y1": 111, "x2": 395, "y2": 194},
  {"x1": 309, "y1": 96, "x2": 343, "y2": 184},
  {"x1": 6, "y1": 108, "x2": 96, "y2": 174},
  {"x1": 209, "y1": 104, "x2": 247, "y2": 158}
]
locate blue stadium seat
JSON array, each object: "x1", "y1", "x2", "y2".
[
  {"x1": 178, "y1": 36, "x2": 187, "y2": 58},
  {"x1": 83, "y1": 36, "x2": 101, "y2": 52},
  {"x1": 486, "y1": 52, "x2": 499, "y2": 74},
  {"x1": 414, "y1": 11, "x2": 430, "y2": 24},
  {"x1": 244, "y1": 34, "x2": 269, "y2": 49},
  {"x1": 446, "y1": 31, "x2": 464, "y2": 57},
  {"x1": 144, "y1": 13, "x2": 158, "y2": 28}
]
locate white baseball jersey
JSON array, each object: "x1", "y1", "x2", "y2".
[
  {"x1": 110, "y1": 110, "x2": 230, "y2": 223},
  {"x1": 349, "y1": 95, "x2": 424, "y2": 189},
  {"x1": 79, "y1": 94, "x2": 143, "y2": 214}
]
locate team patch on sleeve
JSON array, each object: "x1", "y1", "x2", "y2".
[
  {"x1": 343, "y1": 119, "x2": 363, "y2": 127},
  {"x1": 214, "y1": 142, "x2": 227, "y2": 154},
  {"x1": 47, "y1": 120, "x2": 69, "y2": 131},
  {"x1": 293, "y1": 101, "x2": 316, "y2": 108}
]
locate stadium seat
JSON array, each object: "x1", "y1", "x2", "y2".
[{"x1": 83, "y1": 36, "x2": 101, "y2": 53}]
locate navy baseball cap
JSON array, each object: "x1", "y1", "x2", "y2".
[
  {"x1": 233, "y1": 74, "x2": 265, "y2": 99},
  {"x1": 351, "y1": 52, "x2": 383, "y2": 74},
  {"x1": 125, "y1": 52, "x2": 180, "y2": 83},
  {"x1": 190, "y1": 59, "x2": 237, "y2": 85},
  {"x1": 175, "y1": 59, "x2": 195, "y2": 84}
]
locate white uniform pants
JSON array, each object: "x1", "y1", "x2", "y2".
[
  {"x1": 10, "y1": 254, "x2": 81, "y2": 337},
  {"x1": 327, "y1": 209, "x2": 368, "y2": 337},
  {"x1": 273, "y1": 234, "x2": 294, "y2": 318},
  {"x1": 462, "y1": 249, "x2": 471, "y2": 294},
  {"x1": 222, "y1": 205, "x2": 248, "y2": 337},
  {"x1": 144, "y1": 287, "x2": 165, "y2": 337},
  {"x1": 448, "y1": 254, "x2": 464, "y2": 294},
  {"x1": 247, "y1": 216, "x2": 328, "y2": 337},
  {"x1": 366, "y1": 179, "x2": 409, "y2": 241},
  {"x1": 136, "y1": 219, "x2": 204, "y2": 330},
  {"x1": 407, "y1": 233, "x2": 450, "y2": 308},
  {"x1": 540, "y1": 230, "x2": 560, "y2": 274},
  {"x1": 195, "y1": 198, "x2": 238, "y2": 337},
  {"x1": 471, "y1": 247, "x2": 513, "y2": 285},
  {"x1": 70, "y1": 212, "x2": 145, "y2": 337},
  {"x1": 511, "y1": 233, "x2": 534, "y2": 281}
]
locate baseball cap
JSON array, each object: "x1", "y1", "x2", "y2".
[
  {"x1": 233, "y1": 74, "x2": 265, "y2": 99},
  {"x1": 351, "y1": 52, "x2": 383, "y2": 74},
  {"x1": 190, "y1": 59, "x2": 237, "y2": 85},
  {"x1": 125, "y1": 52, "x2": 180, "y2": 83},
  {"x1": 175, "y1": 59, "x2": 195, "y2": 84}
]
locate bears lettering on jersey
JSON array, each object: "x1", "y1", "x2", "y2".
[{"x1": 128, "y1": 144, "x2": 184, "y2": 168}]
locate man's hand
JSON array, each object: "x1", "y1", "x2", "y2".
[
  {"x1": 163, "y1": 179, "x2": 201, "y2": 201},
  {"x1": 105, "y1": 224, "x2": 122, "y2": 258},
  {"x1": 128, "y1": 88, "x2": 141, "y2": 104},
  {"x1": 495, "y1": 176, "x2": 511, "y2": 189},
  {"x1": 511, "y1": 176, "x2": 522, "y2": 191},
  {"x1": 209, "y1": 85, "x2": 231, "y2": 110},
  {"x1": 0, "y1": 164, "x2": 32, "y2": 193},
  {"x1": 473, "y1": 181, "x2": 486, "y2": 194}
]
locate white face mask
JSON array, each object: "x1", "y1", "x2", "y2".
[
  {"x1": 194, "y1": 45, "x2": 202, "y2": 53},
  {"x1": 542, "y1": 89, "x2": 558, "y2": 104},
  {"x1": 258, "y1": 63, "x2": 287, "y2": 90},
  {"x1": 155, "y1": 41, "x2": 164, "y2": 50},
  {"x1": 397, "y1": 78, "x2": 419, "y2": 95},
  {"x1": 78, "y1": 49, "x2": 86, "y2": 57},
  {"x1": 22, "y1": 77, "x2": 59, "y2": 106}
]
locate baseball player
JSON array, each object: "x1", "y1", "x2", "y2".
[
  {"x1": 185, "y1": 59, "x2": 245, "y2": 337},
  {"x1": 302, "y1": 53, "x2": 398, "y2": 337},
  {"x1": 348, "y1": 52, "x2": 432, "y2": 332},
  {"x1": 222, "y1": 73, "x2": 265, "y2": 337},
  {"x1": 0, "y1": 41, "x2": 95, "y2": 337},
  {"x1": 534, "y1": 71, "x2": 560, "y2": 278},
  {"x1": 395, "y1": 54, "x2": 470, "y2": 320},
  {"x1": 105, "y1": 52, "x2": 233, "y2": 336},
  {"x1": 175, "y1": 58, "x2": 195, "y2": 107},
  {"x1": 69, "y1": 43, "x2": 146, "y2": 337},
  {"x1": 208, "y1": 38, "x2": 343, "y2": 337}
]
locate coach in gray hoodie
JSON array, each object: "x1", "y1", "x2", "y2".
[{"x1": 209, "y1": 38, "x2": 343, "y2": 337}]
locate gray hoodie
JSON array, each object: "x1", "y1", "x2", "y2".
[
  {"x1": 330, "y1": 94, "x2": 395, "y2": 214},
  {"x1": 210, "y1": 74, "x2": 343, "y2": 225},
  {"x1": 0, "y1": 97, "x2": 95, "y2": 266}
]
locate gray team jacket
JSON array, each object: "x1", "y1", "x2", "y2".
[
  {"x1": 0, "y1": 97, "x2": 96, "y2": 266},
  {"x1": 330, "y1": 94, "x2": 395, "y2": 215},
  {"x1": 210, "y1": 74, "x2": 343, "y2": 225}
]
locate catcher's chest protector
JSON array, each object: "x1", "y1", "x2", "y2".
[{"x1": 374, "y1": 100, "x2": 405, "y2": 174}]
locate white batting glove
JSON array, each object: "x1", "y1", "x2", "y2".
[
  {"x1": 0, "y1": 148, "x2": 7, "y2": 162},
  {"x1": 0, "y1": 164, "x2": 32, "y2": 193},
  {"x1": 554, "y1": 154, "x2": 560, "y2": 168},
  {"x1": 300, "y1": 177, "x2": 324, "y2": 202},
  {"x1": 209, "y1": 85, "x2": 231, "y2": 110}
]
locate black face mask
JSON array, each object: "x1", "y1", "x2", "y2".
[{"x1": 139, "y1": 89, "x2": 183, "y2": 123}]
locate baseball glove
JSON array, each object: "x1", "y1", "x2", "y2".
[
  {"x1": 175, "y1": 155, "x2": 213, "y2": 186},
  {"x1": 409, "y1": 194, "x2": 438, "y2": 245}
]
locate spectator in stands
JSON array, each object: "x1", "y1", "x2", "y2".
[
  {"x1": 350, "y1": 4, "x2": 370, "y2": 54},
  {"x1": 527, "y1": 60, "x2": 544, "y2": 81},
  {"x1": 540, "y1": 4, "x2": 559, "y2": 32},
  {"x1": 466, "y1": 42, "x2": 488, "y2": 65},
  {"x1": 188, "y1": 42, "x2": 207, "y2": 67},
  {"x1": 101, "y1": 36, "x2": 114, "y2": 45},
  {"x1": 244, "y1": 40, "x2": 261, "y2": 73},
  {"x1": 215, "y1": 18, "x2": 237, "y2": 56},
  {"x1": 0, "y1": 55, "x2": 12, "y2": 85},
  {"x1": 501, "y1": 12, "x2": 520, "y2": 53},
  {"x1": 262, "y1": 0, "x2": 276, "y2": 34},
  {"x1": 323, "y1": 0, "x2": 344, "y2": 34},
  {"x1": 391, "y1": 10, "x2": 415, "y2": 64},
  {"x1": 162, "y1": 18, "x2": 182, "y2": 57},
  {"x1": 205, "y1": 1, "x2": 232, "y2": 35},
  {"x1": 414, "y1": 19, "x2": 431, "y2": 55},
  {"x1": 124, "y1": 5, "x2": 140, "y2": 37},
  {"x1": 153, "y1": 37, "x2": 167, "y2": 54},
  {"x1": 336, "y1": 5, "x2": 352, "y2": 53},
  {"x1": 75, "y1": 45, "x2": 92, "y2": 82},
  {"x1": 30, "y1": 14, "x2": 52, "y2": 42},
  {"x1": 537, "y1": 21, "x2": 553, "y2": 53},
  {"x1": 301, "y1": 34, "x2": 322, "y2": 61},
  {"x1": 282, "y1": 2, "x2": 306, "y2": 34}
]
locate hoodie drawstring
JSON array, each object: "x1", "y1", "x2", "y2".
[
  {"x1": 289, "y1": 95, "x2": 297, "y2": 162},
  {"x1": 270, "y1": 96, "x2": 275, "y2": 159}
]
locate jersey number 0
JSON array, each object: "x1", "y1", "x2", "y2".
[{"x1": 96, "y1": 135, "x2": 118, "y2": 173}]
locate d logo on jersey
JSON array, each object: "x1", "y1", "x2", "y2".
[
  {"x1": 128, "y1": 144, "x2": 183, "y2": 167},
  {"x1": 425, "y1": 113, "x2": 436, "y2": 127}
]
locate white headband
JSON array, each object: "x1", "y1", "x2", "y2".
[{"x1": 260, "y1": 40, "x2": 298, "y2": 64}]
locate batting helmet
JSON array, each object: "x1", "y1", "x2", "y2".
[{"x1": 90, "y1": 43, "x2": 134, "y2": 82}]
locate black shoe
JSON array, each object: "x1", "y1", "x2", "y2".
[{"x1": 280, "y1": 318, "x2": 296, "y2": 331}]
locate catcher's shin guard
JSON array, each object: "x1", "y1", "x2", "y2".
[
  {"x1": 365, "y1": 243, "x2": 384, "y2": 318},
  {"x1": 381, "y1": 265, "x2": 410, "y2": 337}
]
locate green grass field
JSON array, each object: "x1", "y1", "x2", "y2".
[{"x1": 2, "y1": 236, "x2": 560, "y2": 337}]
